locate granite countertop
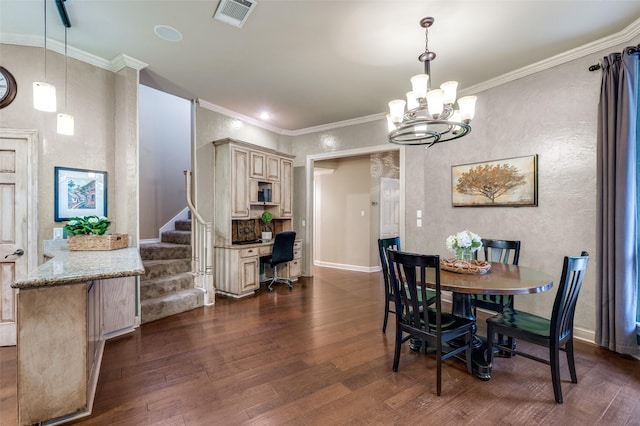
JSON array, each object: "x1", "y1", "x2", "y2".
[{"x1": 11, "y1": 239, "x2": 145, "y2": 289}]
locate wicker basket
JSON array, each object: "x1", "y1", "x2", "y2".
[
  {"x1": 67, "y1": 233, "x2": 128, "y2": 251},
  {"x1": 440, "y1": 258, "x2": 491, "y2": 275}
]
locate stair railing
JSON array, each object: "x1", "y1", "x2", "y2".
[{"x1": 184, "y1": 170, "x2": 215, "y2": 305}]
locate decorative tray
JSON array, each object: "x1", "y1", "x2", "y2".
[{"x1": 440, "y1": 258, "x2": 491, "y2": 275}]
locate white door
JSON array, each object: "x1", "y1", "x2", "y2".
[
  {"x1": 0, "y1": 130, "x2": 36, "y2": 346},
  {"x1": 380, "y1": 177, "x2": 400, "y2": 238}
]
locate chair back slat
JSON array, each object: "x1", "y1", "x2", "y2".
[
  {"x1": 551, "y1": 252, "x2": 589, "y2": 341},
  {"x1": 481, "y1": 239, "x2": 521, "y2": 265},
  {"x1": 387, "y1": 250, "x2": 441, "y2": 333},
  {"x1": 378, "y1": 237, "x2": 401, "y2": 295}
]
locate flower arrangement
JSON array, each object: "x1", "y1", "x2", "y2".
[
  {"x1": 64, "y1": 215, "x2": 111, "y2": 235},
  {"x1": 446, "y1": 230, "x2": 483, "y2": 258}
]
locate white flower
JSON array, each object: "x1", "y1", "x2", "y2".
[
  {"x1": 446, "y1": 230, "x2": 483, "y2": 254},
  {"x1": 88, "y1": 217, "x2": 99, "y2": 224}
]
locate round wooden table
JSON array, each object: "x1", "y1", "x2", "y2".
[{"x1": 435, "y1": 262, "x2": 554, "y2": 380}]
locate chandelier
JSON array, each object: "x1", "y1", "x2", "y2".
[{"x1": 387, "y1": 17, "x2": 477, "y2": 147}]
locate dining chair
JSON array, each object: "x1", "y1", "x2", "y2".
[
  {"x1": 486, "y1": 251, "x2": 589, "y2": 403},
  {"x1": 387, "y1": 249, "x2": 474, "y2": 396},
  {"x1": 471, "y1": 238, "x2": 521, "y2": 314},
  {"x1": 378, "y1": 237, "x2": 400, "y2": 333},
  {"x1": 378, "y1": 237, "x2": 437, "y2": 333},
  {"x1": 260, "y1": 231, "x2": 296, "y2": 291}
]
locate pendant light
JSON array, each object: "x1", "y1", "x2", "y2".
[
  {"x1": 33, "y1": 0, "x2": 57, "y2": 112},
  {"x1": 387, "y1": 17, "x2": 478, "y2": 147},
  {"x1": 57, "y1": 25, "x2": 74, "y2": 135}
]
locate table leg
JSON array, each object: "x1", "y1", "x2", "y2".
[{"x1": 451, "y1": 292, "x2": 491, "y2": 380}]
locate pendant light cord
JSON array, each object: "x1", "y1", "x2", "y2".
[
  {"x1": 64, "y1": 26, "x2": 68, "y2": 108},
  {"x1": 43, "y1": 0, "x2": 47, "y2": 81}
]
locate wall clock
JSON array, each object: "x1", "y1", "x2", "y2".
[{"x1": 0, "y1": 66, "x2": 18, "y2": 109}]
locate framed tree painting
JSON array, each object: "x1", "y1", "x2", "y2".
[
  {"x1": 451, "y1": 155, "x2": 538, "y2": 207},
  {"x1": 54, "y1": 167, "x2": 108, "y2": 221}
]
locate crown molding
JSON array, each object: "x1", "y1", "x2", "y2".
[
  {"x1": 4, "y1": 16, "x2": 639, "y2": 135},
  {"x1": 111, "y1": 54, "x2": 148, "y2": 72},
  {"x1": 0, "y1": 33, "x2": 147, "y2": 73},
  {"x1": 196, "y1": 98, "x2": 292, "y2": 135},
  {"x1": 463, "y1": 16, "x2": 640, "y2": 96}
]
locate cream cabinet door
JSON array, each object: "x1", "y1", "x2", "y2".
[
  {"x1": 250, "y1": 151, "x2": 265, "y2": 179},
  {"x1": 280, "y1": 159, "x2": 293, "y2": 217},
  {"x1": 231, "y1": 148, "x2": 250, "y2": 218},
  {"x1": 266, "y1": 156, "x2": 280, "y2": 181}
]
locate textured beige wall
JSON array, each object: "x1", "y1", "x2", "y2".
[
  {"x1": 138, "y1": 85, "x2": 191, "y2": 240},
  {"x1": 289, "y1": 39, "x2": 640, "y2": 335},
  {"x1": 0, "y1": 43, "x2": 135, "y2": 256},
  {"x1": 315, "y1": 155, "x2": 371, "y2": 267},
  {"x1": 192, "y1": 104, "x2": 293, "y2": 223}
]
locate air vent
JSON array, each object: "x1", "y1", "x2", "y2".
[{"x1": 213, "y1": 0, "x2": 257, "y2": 28}]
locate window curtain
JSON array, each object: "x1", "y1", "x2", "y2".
[{"x1": 595, "y1": 46, "x2": 640, "y2": 356}]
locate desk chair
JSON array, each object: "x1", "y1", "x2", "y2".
[
  {"x1": 260, "y1": 231, "x2": 296, "y2": 291},
  {"x1": 486, "y1": 251, "x2": 589, "y2": 403},
  {"x1": 388, "y1": 249, "x2": 473, "y2": 396}
]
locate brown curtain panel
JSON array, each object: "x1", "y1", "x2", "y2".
[{"x1": 595, "y1": 47, "x2": 639, "y2": 356}]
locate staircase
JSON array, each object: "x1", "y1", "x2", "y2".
[{"x1": 139, "y1": 219, "x2": 204, "y2": 323}]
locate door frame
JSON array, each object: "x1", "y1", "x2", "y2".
[
  {"x1": 0, "y1": 128, "x2": 38, "y2": 346},
  {"x1": 304, "y1": 144, "x2": 404, "y2": 277}
]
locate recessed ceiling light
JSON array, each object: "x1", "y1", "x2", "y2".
[
  {"x1": 154, "y1": 25, "x2": 183, "y2": 42},
  {"x1": 259, "y1": 112, "x2": 271, "y2": 121}
]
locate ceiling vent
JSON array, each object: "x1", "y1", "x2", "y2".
[{"x1": 213, "y1": 0, "x2": 257, "y2": 28}]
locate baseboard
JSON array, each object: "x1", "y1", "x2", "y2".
[{"x1": 314, "y1": 260, "x2": 380, "y2": 273}]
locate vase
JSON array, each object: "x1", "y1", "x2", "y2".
[{"x1": 456, "y1": 248, "x2": 473, "y2": 262}]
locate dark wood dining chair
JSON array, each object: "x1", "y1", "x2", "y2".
[
  {"x1": 471, "y1": 238, "x2": 521, "y2": 314},
  {"x1": 387, "y1": 249, "x2": 473, "y2": 396},
  {"x1": 378, "y1": 237, "x2": 400, "y2": 333},
  {"x1": 486, "y1": 251, "x2": 589, "y2": 403},
  {"x1": 378, "y1": 237, "x2": 436, "y2": 333}
]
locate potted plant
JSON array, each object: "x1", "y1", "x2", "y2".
[
  {"x1": 63, "y1": 215, "x2": 128, "y2": 251},
  {"x1": 261, "y1": 211, "x2": 273, "y2": 242},
  {"x1": 64, "y1": 215, "x2": 111, "y2": 235}
]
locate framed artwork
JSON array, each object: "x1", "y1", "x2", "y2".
[
  {"x1": 451, "y1": 155, "x2": 538, "y2": 207},
  {"x1": 54, "y1": 167, "x2": 108, "y2": 221}
]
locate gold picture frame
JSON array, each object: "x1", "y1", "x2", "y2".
[{"x1": 451, "y1": 155, "x2": 538, "y2": 207}]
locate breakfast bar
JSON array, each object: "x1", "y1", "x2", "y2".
[{"x1": 11, "y1": 240, "x2": 145, "y2": 426}]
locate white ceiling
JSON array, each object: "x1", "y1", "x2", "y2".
[{"x1": 2, "y1": 1, "x2": 640, "y2": 133}]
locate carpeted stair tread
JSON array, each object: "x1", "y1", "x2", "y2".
[
  {"x1": 140, "y1": 272, "x2": 195, "y2": 299},
  {"x1": 162, "y1": 230, "x2": 191, "y2": 245},
  {"x1": 139, "y1": 242, "x2": 191, "y2": 260},
  {"x1": 141, "y1": 289, "x2": 204, "y2": 324},
  {"x1": 175, "y1": 220, "x2": 192, "y2": 232},
  {"x1": 139, "y1": 218, "x2": 203, "y2": 324},
  {"x1": 142, "y1": 258, "x2": 191, "y2": 280}
]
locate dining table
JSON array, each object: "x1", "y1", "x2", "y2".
[{"x1": 430, "y1": 261, "x2": 554, "y2": 380}]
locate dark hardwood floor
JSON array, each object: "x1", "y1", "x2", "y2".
[{"x1": 1, "y1": 267, "x2": 639, "y2": 425}]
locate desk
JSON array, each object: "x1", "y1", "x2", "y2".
[{"x1": 436, "y1": 263, "x2": 554, "y2": 380}]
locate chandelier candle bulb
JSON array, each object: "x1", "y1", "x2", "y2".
[
  {"x1": 426, "y1": 89, "x2": 444, "y2": 118},
  {"x1": 440, "y1": 81, "x2": 458, "y2": 104},
  {"x1": 388, "y1": 99, "x2": 406, "y2": 123},
  {"x1": 410, "y1": 74, "x2": 429, "y2": 99},
  {"x1": 406, "y1": 91, "x2": 419, "y2": 110},
  {"x1": 458, "y1": 95, "x2": 477, "y2": 122}
]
